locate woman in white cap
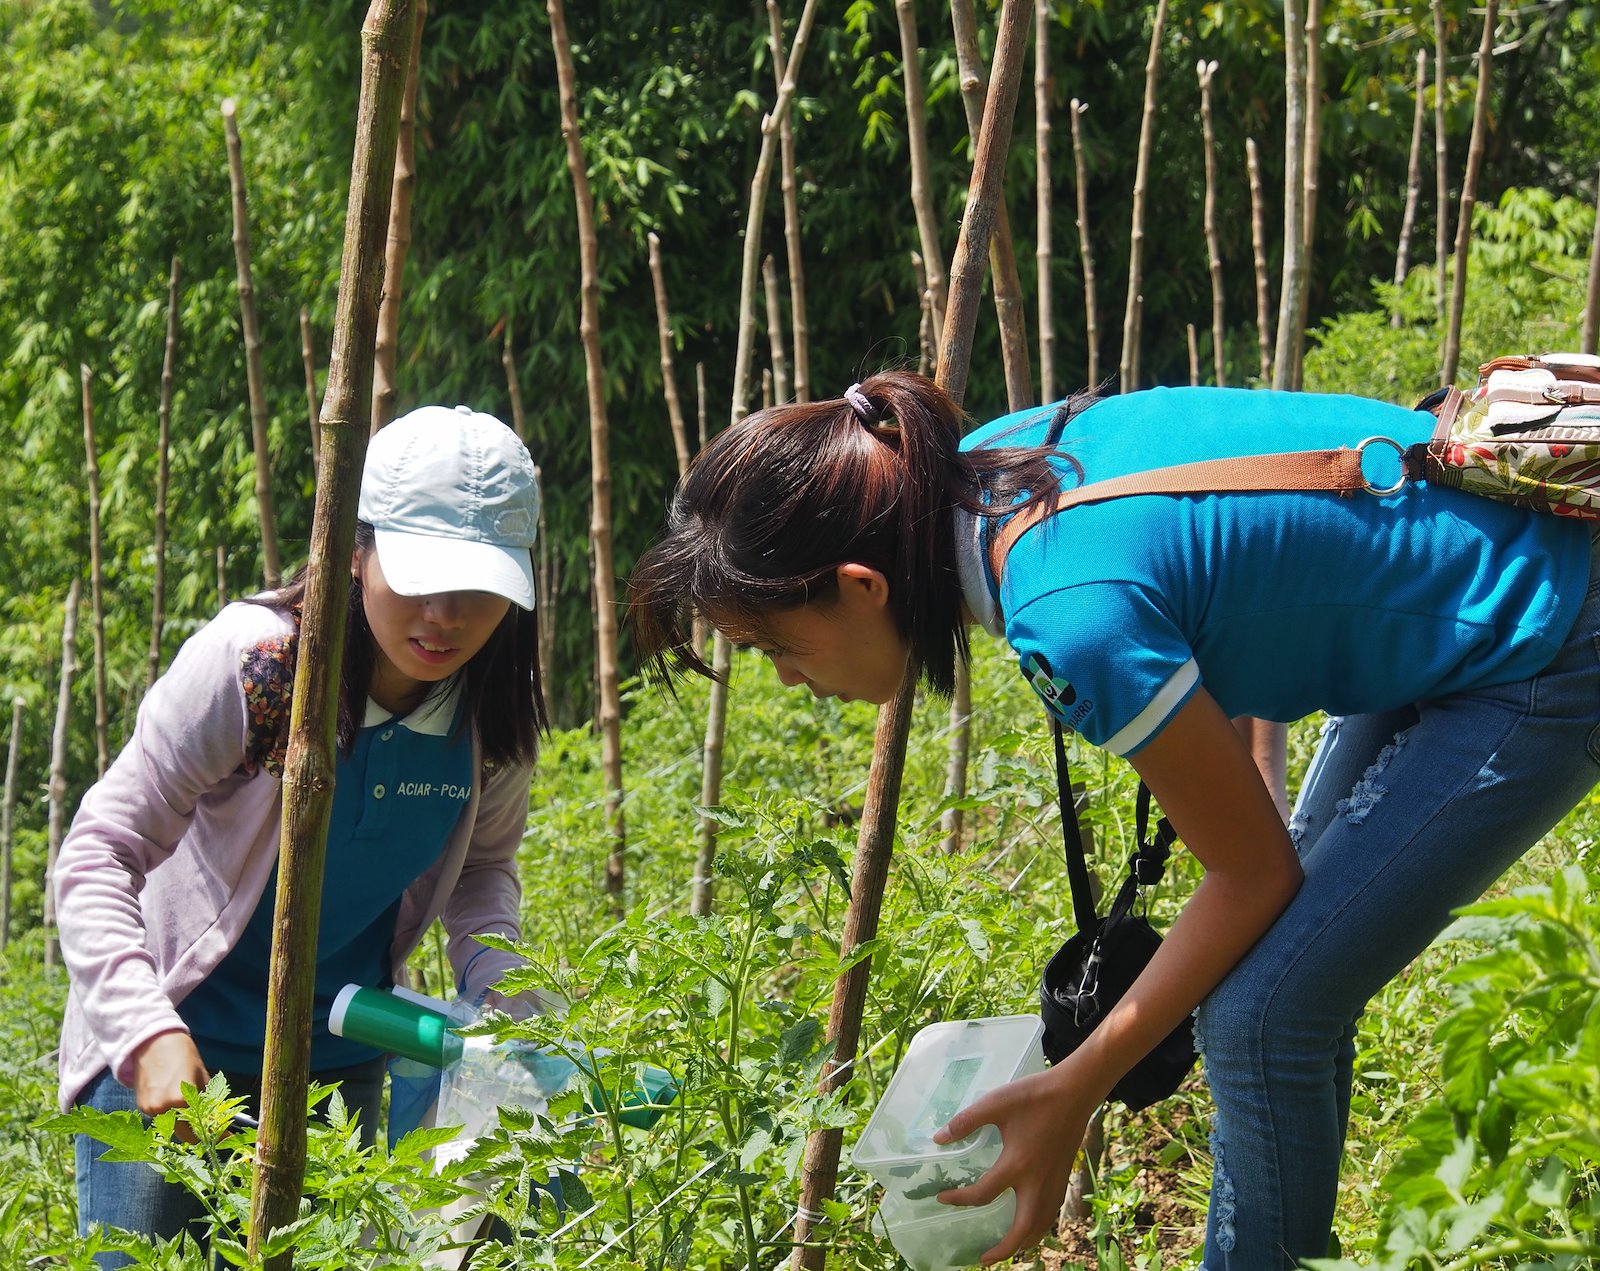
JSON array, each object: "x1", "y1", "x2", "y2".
[{"x1": 54, "y1": 405, "x2": 555, "y2": 1267}]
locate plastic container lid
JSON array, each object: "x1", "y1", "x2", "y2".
[{"x1": 852, "y1": 1015, "x2": 1045, "y2": 1192}]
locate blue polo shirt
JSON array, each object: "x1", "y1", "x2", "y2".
[
  {"x1": 180, "y1": 682, "x2": 475, "y2": 1071},
  {"x1": 957, "y1": 388, "x2": 1590, "y2": 755}
]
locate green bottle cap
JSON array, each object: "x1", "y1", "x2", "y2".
[{"x1": 329, "y1": 984, "x2": 464, "y2": 1068}]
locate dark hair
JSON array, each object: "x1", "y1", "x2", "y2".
[
  {"x1": 628, "y1": 370, "x2": 1084, "y2": 698},
  {"x1": 255, "y1": 522, "x2": 548, "y2": 767}
]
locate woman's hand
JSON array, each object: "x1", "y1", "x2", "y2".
[
  {"x1": 932, "y1": 1060, "x2": 1099, "y2": 1265},
  {"x1": 129, "y1": 1030, "x2": 210, "y2": 1125}
]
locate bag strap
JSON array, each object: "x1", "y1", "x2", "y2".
[
  {"x1": 988, "y1": 445, "x2": 1377, "y2": 579},
  {"x1": 1051, "y1": 720, "x2": 1177, "y2": 937}
]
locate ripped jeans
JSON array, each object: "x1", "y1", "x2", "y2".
[{"x1": 1196, "y1": 542, "x2": 1600, "y2": 1269}]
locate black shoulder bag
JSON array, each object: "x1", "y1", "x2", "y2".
[{"x1": 1039, "y1": 722, "x2": 1198, "y2": 1109}]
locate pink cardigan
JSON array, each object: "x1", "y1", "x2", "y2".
[{"x1": 53, "y1": 602, "x2": 534, "y2": 1111}]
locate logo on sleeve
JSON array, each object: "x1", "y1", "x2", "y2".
[{"x1": 1021, "y1": 652, "x2": 1093, "y2": 728}]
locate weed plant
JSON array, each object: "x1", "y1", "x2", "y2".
[{"x1": 4, "y1": 634, "x2": 1598, "y2": 1267}]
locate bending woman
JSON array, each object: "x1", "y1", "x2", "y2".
[
  {"x1": 627, "y1": 371, "x2": 1600, "y2": 1268},
  {"x1": 56, "y1": 406, "x2": 556, "y2": 1268}
]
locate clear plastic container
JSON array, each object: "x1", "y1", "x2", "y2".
[
  {"x1": 853, "y1": 1015, "x2": 1045, "y2": 1269},
  {"x1": 871, "y1": 1189, "x2": 1017, "y2": 1271}
]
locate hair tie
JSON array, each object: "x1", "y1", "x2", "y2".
[{"x1": 843, "y1": 382, "x2": 883, "y2": 427}]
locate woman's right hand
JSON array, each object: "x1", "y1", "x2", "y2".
[{"x1": 129, "y1": 1030, "x2": 210, "y2": 1121}]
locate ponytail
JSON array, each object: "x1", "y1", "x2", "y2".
[{"x1": 629, "y1": 370, "x2": 1076, "y2": 698}]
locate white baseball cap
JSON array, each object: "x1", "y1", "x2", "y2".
[{"x1": 358, "y1": 405, "x2": 539, "y2": 610}]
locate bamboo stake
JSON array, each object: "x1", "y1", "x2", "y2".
[
  {"x1": 1187, "y1": 322, "x2": 1200, "y2": 385},
  {"x1": 1440, "y1": 0, "x2": 1499, "y2": 388},
  {"x1": 216, "y1": 545, "x2": 227, "y2": 611},
  {"x1": 767, "y1": 0, "x2": 812, "y2": 402},
  {"x1": 1432, "y1": 0, "x2": 1450, "y2": 323},
  {"x1": 951, "y1": 0, "x2": 1033, "y2": 406},
  {"x1": 1069, "y1": 99, "x2": 1098, "y2": 387},
  {"x1": 371, "y1": 0, "x2": 426, "y2": 434},
  {"x1": 647, "y1": 232, "x2": 692, "y2": 475},
  {"x1": 2, "y1": 697, "x2": 22, "y2": 950},
  {"x1": 300, "y1": 308, "x2": 321, "y2": 475},
  {"x1": 696, "y1": 362, "x2": 708, "y2": 452},
  {"x1": 897, "y1": 0, "x2": 949, "y2": 356},
  {"x1": 549, "y1": 0, "x2": 630, "y2": 903},
  {"x1": 500, "y1": 321, "x2": 555, "y2": 679},
  {"x1": 690, "y1": 632, "x2": 733, "y2": 918},
  {"x1": 1197, "y1": 60, "x2": 1225, "y2": 386},
  {"x1": 945, "y1": 0, "x2": 1037, "y2": 855},
  {"x1": 1392, "y1": 50, "x2": 1428, "y2": 328},
  {"x1": 1035, "y1": 0, "x2": 1055, "y2": 402},
  {"x1": 1272, "y1": 0, "x2": 1307, "y2": 393},
  {"x1": 80, "y1": 366, "x2": 108, "y2": 778},
  {"x1": 1118, "y1": 0, "x2": 1168, "y2": 394},
  {"x1": 221, "y1": 97, "x2": 282, "y2": 589},
  {"x1": 763, "y1": 255, "x2": 792, "y2": 403},
  {"x1": 696, "y1": 0, "x2": 822, "y2": 917},
  {"x1": 729, "y1": 0, "x2": 822, "y2": 426},
  {"x1": 150, "y1": 258, "x2": 180, "y2": 689},
  {"x1": 1584, "y1": 165, "x2": 1600, "y2": 356},
  {"x1": 913, "y1": 251, "x2": 935, "y2": 375},
  {"x1": 790, "y1": 2, "x2": 1031, "y2": 1261},
  {"x1": 1290, "y1": 0, "x2": 1324, "y2": 389},
  {"x1": 1246, "y1": 137, "x2": 1272, "y2": 382},
  {"x1": 44, "y1": 579, "x2": 80, "y2": 969},
  {"x1": 247, "y1": 3, "x2": 412, "y2": 1259}
]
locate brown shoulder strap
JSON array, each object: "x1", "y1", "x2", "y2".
[{"x1": 987, "y1": 446, "x2": 1373, "y2": 580}]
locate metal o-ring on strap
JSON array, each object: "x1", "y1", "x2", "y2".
[{"x1": 1355, "y1": 435, "x2": 1409, "y2": 497}]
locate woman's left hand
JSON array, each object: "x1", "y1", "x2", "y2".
[{"x1": 932, "y1": 1061, "x2": 1098, "y2": 1265}]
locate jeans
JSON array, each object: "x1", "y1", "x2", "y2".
[
  {"x1": 75, "y1": 1057, "x2": 386, "y2": 1270},
  {"x1": 1196, "y1": 536, "x2": 1600, "y2": 1269}
]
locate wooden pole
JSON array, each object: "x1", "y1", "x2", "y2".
[
  {"x1": 763, "y1": 255, "x2": 792, "y2": 404},
  {"x1": 221, "y1": 97, "x2": 283, "y2": 589},
  {"x1": 1035, "y1": 0, "x2": 1055, "y2": 402},
  {"x1": 371, "y1": 0, "x2": 426, "y2": 434},
  {"x1": 691, "y1": 632, "x2": 732, "y2": 918},
  {"x1": 1290, "y1": 0, "x2": 1324, "y2": 389},
  {"x1": 44, "y1": 579, "x2": 80, "y2": 969},
  {"x1": 767, "y1": 0, "x2": 811, "y2": 402},
  {"x1": 1392, "y1": 50, "x2": 1428, "y2": 328},
  {"x1": 1583, "y1": 164, "x2": 1600, "y2": 356},
  {"x1": 1272, "y1": 0, "x2": 1307, "y2": 393},
  {"x1": 1118, "y1": 0, "x2": 1168, "y2": 393},
  {"x1": 951, "y1": 0, "x2": 1033, "y2": 407},
  {"x1": 150, "y1": 259, "x2": 180, "y2": 689},
  {"x1": 549, "y1": 0, "x2": 630, "y2": 904},
  {"x1": 896, "y1": 0, "x2": 948, "y2": 356},
  {"x1": 1441, "y1": 0, "x2": 1499, "y2": 388},
  {"x1": 500, "y1": 322, "x2": 554, "y2": 682},
  {"x1": 80, "y1": 366, "x2": 108, "y2": 779},
  {"x1": 945, "y1": 0, "x2": 1037, "y2": 856},
  {"x1": 789, "y1": 2, "x2": 1031, "y2": 1261},
  {"x1": 1069, "y1": 99, "x2": 1098, "y2": 387},
  {"x1": 246, "y1": 3, "x2": 412, "y2": 1260},
  {"x1": 1187, "y1": 322, "x2": 1200, "y2": 385},
  {"x1": 1, "y1": 697, "x2": 22, "y2": 950},
  {"x1": 216, "y1": 545, "x2": 227, "y2": 611},
  {"x1": 647, "y1": 232, "x2": 693, "y2": 476},
  {"x1": 1246, "y1": 137, "x2": 1273, "y2": 382},
  {"x1": 300, "y1": 308, "x2": 321, "y2": 475},
  {"x1": 1432, "y1": 0, "x2": 1450, "y2": 324},
  {"x1": 913, "y1": 251, "x2": 935, "y2": 375},
  {"x1": 696, "y1": 361, "x2": 708, "y2": 452},
  {"x1": 1197, "y1": 59, "x2": 1225, "y2": 386}
]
